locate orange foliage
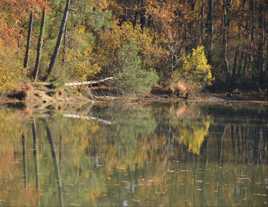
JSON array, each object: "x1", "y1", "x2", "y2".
[{"x1": 0, "y1": 0, "x2": 48, "y2": 46}]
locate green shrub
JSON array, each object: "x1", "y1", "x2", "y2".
[{"x1": 115, "y1": 41, "x2": 159, "y2": 95}]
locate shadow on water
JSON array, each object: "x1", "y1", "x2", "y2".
[{"x1": 0, "y1": 103, "x2": 267, "y2": 206}]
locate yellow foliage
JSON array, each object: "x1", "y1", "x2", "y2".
[
  {"x1": 172, "y1": 46, "x2": 212, "y2": 89},
  {"x1": 87, "y1": 0, "x2": 110, "y2": 10},
  {"x1": 0, "y1": 40, "x2": 23, "y2": 91},
  {"x1": 179, "y1": 117, "x2": 211, "y2": 155},
  {"x1": 67, "y1": 49, "x2": 101, "y2": 80},
  {"x1": 66, "y1": 28, "x2": 101, "y2": 80},
  {"x1": 99, "y1": 21, "x2": 166, "y2": 67}
]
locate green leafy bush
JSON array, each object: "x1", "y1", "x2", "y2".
[{"x1": 115, "y1": 41, "x2": 159, "y2": 95}]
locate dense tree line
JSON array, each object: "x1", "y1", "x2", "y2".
[
  {"x1": 115, "y1": 0, "x2": 268, "y2": 90},
  {"x1": 0, "y1": 0, "x2": 267, "y2": 94}
]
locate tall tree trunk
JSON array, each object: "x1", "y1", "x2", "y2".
[
  {"x1": 222, "y1": 0, "x2": 230, "y2": 76},
  {"x1": 242, "y1": 53, "x2": 249, "y2": 79},
  {"x1": 46, "y1": 0, "x2": 71, "y2": 80},
  {"x1": 33, "y1": 8, "x2": 46, "y2": 81},
  {"x1": 257, "y1": 1, "x2": 265, "y2": 87},
  {"x1": 200, "y1": 0, "x2": 205, "y2": 44},
  {"x1": 231, "y1": 47, "x2": 239, "y2": 83},
  {"x1": 264, "y1": 33, "x2": 268, "y2": 83},
  {"x1": 238, "y1": 52, "x2": 245, "y2": 77},
  {"x1": 206, "y1": 0, "x2": 214, "y2": 65},
  {"x1": 249, "y1": 0, "x2": 255, "y2": 80},
  {"x1": 249, "y1": 0, "x2": 255, "y2": 42},
  {"x1": 24, "y1": 12, "x2": 33, "y2": 68},
  {"x1": 139, "y1": 0, "x2": 146, "y2": 30}
]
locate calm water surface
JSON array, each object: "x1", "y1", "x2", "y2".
[{"x1": 0, "y1": 103, "x2": 267, "y2": 207}]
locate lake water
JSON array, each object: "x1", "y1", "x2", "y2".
[{"x1": 0, "y1": 102, "x2": 267, "y2": 207}]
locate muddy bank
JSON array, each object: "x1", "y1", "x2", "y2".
[{"x1": 0, "y1": 83, "x2": 267, "y2": 111}]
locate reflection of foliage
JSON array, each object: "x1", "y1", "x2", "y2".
[
  {"x1": 96, "y1": 105, "x2": 157, "y2": 171},
  {"x1": 165, "y1": 104, "x2": 212, "y2": 155},
  {"x1": 0, "y1": 109, "x2": 25, "y2": 144},
  {"x1": 0, "y1": 104, "x2": 267, "y2": 207},
  {"x1": 162, "y1": 104, "x2": 212, "y2": 155},
  {"x1": 0, "y1": 110, "x2": 38, "y2": 207},
  {"x1": 178, "y1": 116, "x2": 211, "y2": 155},
  {"x1": 33, "y1": 117, "x2": 103, "y2": 207},
  {"x1": 140, "y1": 103, "x2": 212, "y2": 157}
]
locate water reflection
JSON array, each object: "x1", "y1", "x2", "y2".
[{"x1": 0, "y1": 103, "x2": 267, "y2": 206}]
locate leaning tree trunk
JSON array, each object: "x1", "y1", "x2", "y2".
[
  {"x1": 45, "y1": 0, "x2": 71, "y2": 80},
  {"x1": 24, "y1": 12, "x2": 33, "y2": 68},
  {"x1": 33, "y1": 8, "x2": 46, "y2": 81},
  {"x1": 62, "y1": 26, "x2": 67, "y2": 65}
]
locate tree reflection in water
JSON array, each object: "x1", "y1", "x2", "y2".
[{"x1": 0, "y1": 104, "x2": 267, "y2": 206}]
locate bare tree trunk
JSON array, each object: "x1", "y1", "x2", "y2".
[
  {"x1": 231, "y1": 47, "x2": 239, "y2": 82},
  {"x1": 222, "y1": 0, "x2": 230, "y2": 76},
  {"x1": 249, "y1": 0, "x2": 255, "y2": 80},
  {"x1": 237, "y1": 52, "x2": 244, "y2": 77},
  {"x1": 264, "y1": 32, "x2": 268, "y2": 82},
  {"x1": 257, "y1": 1, "x2": 265, "y2": 87},
  {"x1": 206, "y1": 0, "x2": 214, "y2": 64},
  {"x1": 242, "y1": 54, "x2": 249, "y2": 79},
  {"x1": 249, "y1": 0, "x2": 255, "y2": 42},
  {"x1": 33, "y1": 8, "x2": 46, "y2": 81},
  {"x1": 24, "y1": 12, "x2": 33, "y2": 68},
  {"x1": 46, "y1": 0, "x2": 71, "y2": 80},
  {"x1": 200, "y1": 0, "x2": 205, "y2": 44}
]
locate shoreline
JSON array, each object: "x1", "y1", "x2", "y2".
[{"x1": 0, "y1": 92, "x2": 267, "y2": 110}]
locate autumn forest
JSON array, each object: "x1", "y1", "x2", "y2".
[
  {"x1": 0, "y1": 0, "x2": 267, "y2": 99},
  {"x1": 0, "y1": 1, "x2": 268, "y2": 206}
]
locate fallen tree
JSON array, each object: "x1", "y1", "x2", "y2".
[
  {"x1": 33, "y1": 77, "x2": 114, "y2": 87},
  {"x1": 0, "y1": 76, "x2": 115, "y2": 109}
]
